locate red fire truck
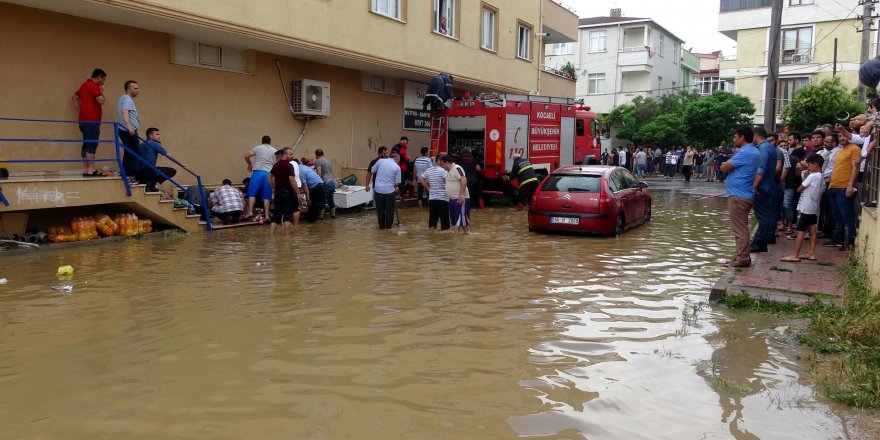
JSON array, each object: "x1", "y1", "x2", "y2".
[{"x1": 429, "y1": 93, "x2": 601, "y2": 200}]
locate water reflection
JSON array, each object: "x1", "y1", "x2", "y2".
[{"x1": 0, "y1": 187, "x2": 859, "y2": 438}]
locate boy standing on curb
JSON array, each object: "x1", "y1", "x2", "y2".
[{"x1": 781, "y1": 154, "x2": 825, "y2": 262}]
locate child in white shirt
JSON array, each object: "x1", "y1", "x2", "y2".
[{"x1": 781, "y1": 154, "x2": 825, "y2": 262}]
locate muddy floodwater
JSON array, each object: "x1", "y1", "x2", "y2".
[{"x1": 0, "y1": 183, "x2": 870, "y2": 439}]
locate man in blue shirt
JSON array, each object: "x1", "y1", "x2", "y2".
[
  {"x1": 298, "y1": 160, "x2": 326, "y2": 224},
  {"x1": 135, "y1": 127, "x2": 184, "y2": 193},
  {"x1": 750, "y1": 127, "x2": 779, "y2": 252},
  {"x1": 370, "y1": 153, "x2": 402, "y2": 229},
  {"x1": 720, "y1": 125, "x2": 760, "y2": 267}
]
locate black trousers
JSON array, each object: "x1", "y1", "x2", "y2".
[
  {"x1": 819, "y1": 188, "x2": 834, "y2": 236},
  {"x1": 682, "y1": 165, "x2": 693, "y2": 181},
  {"x1": 428, "y1": 199, "x2": 450, "y2": 230},
  {"x1": 307, "y1": 185, "x2": 325, "y2": 223},
  {"x1": 518, "y1": 181, "x2": 538, "y2": 206},
  {"x1": 136, "y1": 166, "x2": 176, "y2": 190},
  {"x1": 375, "y1": 192, "x2": 396, "y2": 229},
  {"x1": 118, "y1": 129, "x2": 140, "y2": 176}
]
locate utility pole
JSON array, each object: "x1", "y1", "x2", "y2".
[
  {"x1": 763, "y1": 0, "x2": 783, "y2": 132},
  {"x1": 858, "y1": 0, "x2": 877, "y2": 102}
]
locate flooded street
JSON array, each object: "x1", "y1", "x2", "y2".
[{"x1": 0, "y1": 182, "x2": 867, "y2": 439}]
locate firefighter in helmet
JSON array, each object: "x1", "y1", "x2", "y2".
[{"x1": 509, "y1": 153, "x2": 538, "y2": 211}]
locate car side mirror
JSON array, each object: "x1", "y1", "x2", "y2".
[{"x1": 639, "y1": 181, "x2": 649, "y2": 189}]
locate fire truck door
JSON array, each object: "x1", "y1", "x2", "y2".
[
  {"x1": 505, "y1": 114, "x2": 529, "y2": 171},
  {"x1": 560, "y1": 116, "x2": 575, "y2": 167}
]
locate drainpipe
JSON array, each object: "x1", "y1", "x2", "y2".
[{"x1": 536, "y1": 0, "x2": 544, "y2": 94}]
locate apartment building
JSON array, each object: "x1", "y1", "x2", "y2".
[
  {"x1": 544, "y1": 9, "x2": 689, "y2": 114},
  {"x1": 693, "y1": 51, "x2": 736, "y2": 96},
  {"x1": 718, "y1": 0, "x2": 871, "y2": 125},
  {"x1": 0, "y1": 1, "x2": 577, "y2": 183}
]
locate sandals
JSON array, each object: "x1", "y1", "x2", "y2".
[
  {"x1": 799, "y1": 255, "x2": 818, "y2": 261},
  {"x1": 780, "y1": 256, "x2": 801, "y2": 262}
]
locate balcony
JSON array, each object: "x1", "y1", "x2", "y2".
[
  {"x1": 619, "y1": 48, "x2": 654, "y2": 72},
  {"x1": 541, "y1": 0, "x2": 578, "y2": 44},
  {"x1": 763, "y1": 48, "x2": 813, "y2": 65}
]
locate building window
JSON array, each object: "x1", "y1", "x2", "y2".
[
  {"x1": 777, "y1": 77, "x2": 810, "y2": 112},
  {"x1": 694, "y1": 76, "x2": 732, "y2": 96},
  {"x1": 658, "y1": 34, "x2": 664, "y2": 57},
  {"x1": 588, "y1": 73, "x2": 605, "y2": 94},
  {"x1": 657, "y1": 76, "x2": 663, "y2": 93},
  {"x1": 781, "y1": 26, "x2": 813, "y2": 64},
  {"x1": 173, "y1": 37, "x2": 250, "y2": 74},
  {"x1": 720, "y1": 0, "x2": 772, "y2": 12},
  {"x1": 589, "y1": 30, "x2": 607, "y2": 53},
  {"x1": 372, "y1": 0, "x2": 403, "y2": 20},
  {"x1": 547, "y1": 43, "x2": 573, "y2": 56},
  {"x1": 481, "y1": 5, "x2": 497, "y2": 51},
  {"x1": 433, "y1": 0, "x2": 456, "y2": 36},
  {"x1": 789, "y1": 0, "x2": 814, "y2": 5},
  {"x1": 517, "y1": 22, "x2": 532, "y2": 60},
  {"x1": 673, "y1": 43, "x2": 679, "y2": 64},
  {"x1": 361, "y1": 73, "x2": 398, "y2": 95},
  {"x1": 672, "y1": 81, "x2": 677, "y2": 90}
]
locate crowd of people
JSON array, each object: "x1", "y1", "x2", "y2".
[
  {"x1": 600, "y1": 144, "x2": 740, "y2": 183},
  {"x1": 718, "y1": 107, "x2": 874, "y2": 267}
]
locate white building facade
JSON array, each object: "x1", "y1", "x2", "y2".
[{"x1": 545, "y1": 10, "x2": 687, "y2": 114}]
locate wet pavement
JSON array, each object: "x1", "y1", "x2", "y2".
[{"x1": 0, "y1": 178, "x2": 875, "y2": 439}]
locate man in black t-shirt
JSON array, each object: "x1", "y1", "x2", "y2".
[{"x1": 365, "y1": 146, "x2": 389, "y2": 194}]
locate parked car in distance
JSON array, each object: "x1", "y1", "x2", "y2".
[{"x1": 528, "y1": 165, "x2": 651, "y2": 236}]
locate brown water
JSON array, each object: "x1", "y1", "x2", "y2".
[{"x1": 0, "y1": 185, "x2": 863, "y2": 439}]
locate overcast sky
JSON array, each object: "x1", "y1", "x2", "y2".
[{"x1": 563, "y1": 0, "x2": 738, "y2": 55}]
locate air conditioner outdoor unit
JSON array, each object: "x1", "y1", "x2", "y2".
[{"x1": 292, "y1": 79, "x2": 330, "y2": 117}]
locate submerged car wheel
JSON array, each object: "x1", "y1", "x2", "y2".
[
  {"x1": 645, "y1": 202, "x2": 652, "y2": 223},
  {"x1": 613, "y1": 214, "x2": 625, "y2": 237}
]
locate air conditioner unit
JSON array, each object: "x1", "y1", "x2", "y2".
[
  {"x1": 292, "y1": 79, "x2": 330, "y2": 117},
  {"x1": 791, "y1": 53, "x2": 807, "y2": 64}
]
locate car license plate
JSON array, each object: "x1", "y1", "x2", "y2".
[{"x1": 550, "y1": 216, "x2": 579, "y2": 225}]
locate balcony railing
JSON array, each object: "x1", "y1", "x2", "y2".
[
  {"x1": 863, "y1": 147, "x2": 879, "y2": 208},
  {"x1": 541, "y1": 65, "x2": 576, "y2": 80},
  {"x1": 764, "y1": 48, "x2": 813, "y2": 65}
]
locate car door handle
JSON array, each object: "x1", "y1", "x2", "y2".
[{"x1": 562, "y1": 204, "x2": 571, "y2": 208}]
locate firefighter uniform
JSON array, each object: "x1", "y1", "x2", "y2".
[{"x1": 511, "y1": 155, "x2": 538, "y2": 211}]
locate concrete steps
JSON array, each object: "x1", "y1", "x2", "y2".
[{"x1": 0, "y1": 176, "x2": 205, "y2": 233}]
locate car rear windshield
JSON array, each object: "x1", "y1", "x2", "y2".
[{"x1": 540, "y1": 174, "x2": 601, "y2": 192}]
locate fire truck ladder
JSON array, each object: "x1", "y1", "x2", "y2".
[{"x1": 430, "y1": 115, "x2": 446, "y2": 157}]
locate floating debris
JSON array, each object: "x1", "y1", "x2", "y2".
[{"x1": 51, "y1": 284, "x2": 73, "y2": 293}]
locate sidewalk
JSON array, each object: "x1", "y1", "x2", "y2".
[{"x1": 710, "y1": 234, "x2": 850, "y2": 305}]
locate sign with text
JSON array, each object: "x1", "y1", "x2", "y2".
[
  {"x1": 403, "y1": 80, "x2": 430, "y2": 132},
  {"x1": 403, "y1": 109, "x2": 431, "y2": 131},
  {"x1": 529, "y1": 104, "x2": 561, "y2": 156}
]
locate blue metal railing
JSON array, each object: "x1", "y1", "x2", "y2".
[{"x1": 0, "y1": 116, "x2": 212, "y2": 231}]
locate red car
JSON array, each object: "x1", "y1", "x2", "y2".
[{"x1": 528, "y1": 165, "x2": 651, "y2": 236}]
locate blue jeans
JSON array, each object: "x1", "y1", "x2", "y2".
[
  {"x1": 772, "y1": 185, "x2": 784, "y2": 225},
  {"x1": 636, "y1": 163, "x2": 645, "y2": 178},
  {"x1": 782, "y1": 188, "x2": 795, "y2": 224},
  {"x1": 323, "y1": 179, "x2": 336, "y2": 210},
  {"x1": 753, "y1": 190, "x2": 775, "y2": 244},
  {"x1": 828, "y1": 188, "x2": 856, "y2": 245}
]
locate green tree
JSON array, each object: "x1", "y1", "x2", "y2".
[
  {"x1": 683, "y1": 91, "x2": 756, "y2": 148},
  {"x1": 780, "y1": 77, "x2": 864, "y2": 134},
  {"x1": 636, "y1": 113, "x2": 686, "y2": 149},
  {"x1": 604, "y1": 96, "x2": 659, "y2": 144}
]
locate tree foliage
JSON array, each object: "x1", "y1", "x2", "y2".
[
  {"x1": 683, "y1": 91, "x2": 755, "y2": 148},
  {"x1": 780, "y1": 77, "x2": 864, "y2": 134},
  {"x1": 604, "y1": 90, "x2": 755, "y2": 148}
]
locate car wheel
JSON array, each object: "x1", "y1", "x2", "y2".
[
  {"x1": 644, "y1": 202, "x2": 652, "y2": 223},
  {"x1": 613, "y1": 214, "x2": 625, "y2": 237}
]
